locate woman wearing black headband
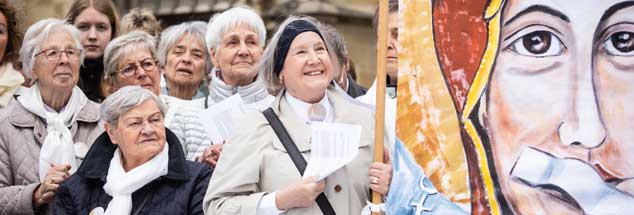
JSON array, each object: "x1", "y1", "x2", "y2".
[{"x1": 204, "y1": 16, "x2": 392, "y2": 214}]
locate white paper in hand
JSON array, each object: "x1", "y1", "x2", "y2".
[
  {"x1": 304, "y1": 122, "x2": 362, "y2": 181},
  {"x1": 198, "y1": 94, "x2": 247, "y2": 144}
]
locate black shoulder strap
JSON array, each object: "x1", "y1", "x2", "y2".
[{"x1": 262, "y1": 108, "x2": 336, "y2": 215}]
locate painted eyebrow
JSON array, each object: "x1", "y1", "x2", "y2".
[
  {"x1": 600, "y1": 1, "x2": 634, "y2": 22},
  {"x1": 504, "y1": 5, "x2": 570, "y2": 27}
]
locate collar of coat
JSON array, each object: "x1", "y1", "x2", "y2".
[
  {"x1": 75, "y1": 128, "x2": 190, "y2": 182},
  {"x1": 270, "y1": 84, "x2": 373, "y2": 153},
  {"x1": 9, "y1": 97, "x2": 100, "y2": 127}
]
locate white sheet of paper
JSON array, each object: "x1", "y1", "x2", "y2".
[
  {"x1": 303, "y1": 122, "x2": 362, "y2": 181},
  {"x1": 198, "y1": 94, "x2": 247, "y2": 144}
]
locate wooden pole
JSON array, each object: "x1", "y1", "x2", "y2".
[{"x1": 372, "y1": 0, "x2": 388, "y2": 214}]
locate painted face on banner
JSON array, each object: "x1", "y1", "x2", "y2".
[{"x1": 486, "y1": 0, "x2": 634, "y2": 213}]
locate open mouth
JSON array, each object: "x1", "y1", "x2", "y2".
[
  {"x1": 304, "y1": 70, "x2": 324, "y2": 76},
  {"x1": 176, "y1": 68, "x2": 193, "y2": 76}
]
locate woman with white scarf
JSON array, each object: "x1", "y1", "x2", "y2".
[
  {"x1": 51, "y1": 86, "x2": 212, "y2": 215},
  {"x1": 0, "y1": 19, "x2": 103, "y2": 214},
  {"x1": 168, "y1": 6, "x2": 273, "y2": 165}
]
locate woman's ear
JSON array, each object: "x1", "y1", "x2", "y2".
[
  {"x1": 30, "y1": 71, "x2": 38, "y2": 83},
  {"x1": 278, "y1": 73, "x2": 284, "y2": 84},
  {"x1": 209, "y1": 48, "x2": 219, "y2": 67},
  {"x1": 104, "y1": 122, "x2": 118, "y2": 145}
]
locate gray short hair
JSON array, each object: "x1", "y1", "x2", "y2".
[
  {"x1": 319, "y1": 24, "x2": 347, "y2": 67},
  {"x1": 158, "y1": 21, "x2": 211, "y2": 74},
  {"x1": 103, "y1": 31, "x2": 158, "y2": 82},
  {"x1": 19, "y1": 18, "x2": 84, "y2": 78},
  {"x1": 260, "y1": 16, "x2": 326, "y2": 95},
  {"x1": 205, "y1": 6, "x2": 266, "y2": 51},
  {"x1": 100, "y1": 85, "x2": 166, "y2": 126}
]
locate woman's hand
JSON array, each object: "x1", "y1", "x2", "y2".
[
  {"x1": 33, "y1": 164, "x2": 71, "y2": 207},
  {"x1": 275, "y1": 176, "x2": 326, "y2": 210},
  {"x1": 198, "y1": 144, "x2": 224, "y2": 167},
  {"x1": 369, "y1": 149, "x2": 392, "y2": 196}
]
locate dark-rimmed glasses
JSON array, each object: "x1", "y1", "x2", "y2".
[
  {"x1": 115, "y1": 58, "x2": 158, "y2": 77},
  {"x1": 35, "y1": 48, "x2": 82, "y2": 62}
]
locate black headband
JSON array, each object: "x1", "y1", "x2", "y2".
[{"x1": 273, "y1": 20, "x2": 326, "y2": 76}]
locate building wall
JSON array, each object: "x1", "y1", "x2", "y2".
[{"x1": 16, "y1": 0, "x2": 71, "y2": 29}]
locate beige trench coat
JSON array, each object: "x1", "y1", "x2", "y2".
[
  {"x1": 204, "y1": 86, "x2": 376, "y2": 215},
  {"x1": 0, "y1": 99, "x2": 103, "y2": 215}
]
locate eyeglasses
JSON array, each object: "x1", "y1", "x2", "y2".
[
  {"x1": 116, "y1": 58, "x2": 158, "y2": 77},
  {"x1": 123, "y1": 115, "x2": 164, "y2": 131},
  {"x1": 35, "y1": 48, "x2": 82, "y2": 62}
]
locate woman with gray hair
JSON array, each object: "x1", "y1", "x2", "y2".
[
  {"x1": 168, "y1": 6, "x2": 273, "y2": 165},
  {"x1": 51, "y1": 86, "x2": 212, "y2": 214},
  {"x1": 103, "y1": 31, "x2": 183, "y2": 124},
  {"x1": 204, "y1": 16, "x2": 392, "y2": 214},
  {"x1": 158, "y1": 21, "x2": 210, "y2": 100},
  {"x1": 0, "y1": 18, "x2": 103, "y2": 214}
]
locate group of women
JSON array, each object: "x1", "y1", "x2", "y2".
[{"x1": 0, "y1": 0, "x2": 395, "y2": 214}]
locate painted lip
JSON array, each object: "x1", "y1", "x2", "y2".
[{"x1": 594, "y1": 163, "x2": 624, "y2": 183}]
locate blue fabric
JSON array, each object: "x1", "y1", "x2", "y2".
[{"x1": 385, "y1": 140, "x2": 467, "y2": 215}]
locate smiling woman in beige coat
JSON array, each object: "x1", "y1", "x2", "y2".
[{"x1": 204, "y1": 16, "x2": 393, "y2": 215}]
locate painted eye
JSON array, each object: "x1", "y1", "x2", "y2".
[
  {"x1": 510, "y1": 30, "x2": 564, "y2": 57},
  {"x1": 603, "y1": 31, "x2": 634, "y2": 56}
]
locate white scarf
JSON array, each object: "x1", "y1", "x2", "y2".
[
  {"x1": 17, "y1": 84, "x2": 87, "y2": 181},
  {"x1": 210, "y1": 72, "x2": 270, "y2": 104},
  {"x1": 103, "y1": 143, "x2": 169, "y2": 215}
]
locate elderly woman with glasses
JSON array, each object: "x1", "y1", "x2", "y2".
[
  {"x1": 51, "y1": 86, "x2": 212, "y2": 214},
  {"x1": 157, "y1": 21, "x2": 210, "y2": 100},
  {"x1": 168, "y1": 6, "x2": 273, "y2": 166},
  {"x1": 0, "y1": 19, "x2": 103, "y2": 214},
  {"x1": 104, "y1": 31, "x2": 183, "y2": 124},
  {"x1": 204, "y1": 16, "x2": 393, "y2": 214}
]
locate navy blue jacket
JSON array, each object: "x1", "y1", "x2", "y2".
[{"x1": 50, "y1": 129, "x2": 212, "y2": 215}]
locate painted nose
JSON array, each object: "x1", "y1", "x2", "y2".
[{"x1": 558, "y1": 61, "x2": 606, "y2": 149}]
